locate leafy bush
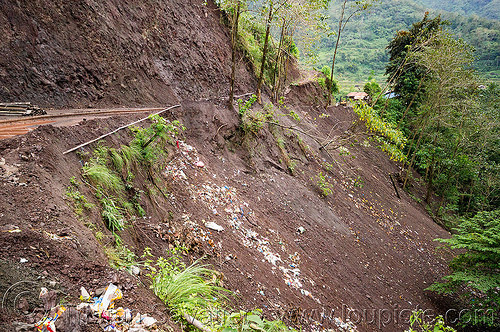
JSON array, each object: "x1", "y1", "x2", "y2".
[
  {"x1": 405, "y1": 310, "x2": 456, "y2": 332},
  {"x1": 65, "y1": 181, "x2": 94, "y2": 216},
  {"x1": 363, "y1": 80, "x2": 381, "y2": 99},
  {"x1": 238, "y1": 95, "x2": 275, "y2": 136},
  {"x1": 221, "y1": 309, "x2": 292, "y2": 332},
  {"x1": 353, "y1": 102, "x2": 407, "y2": 162},
  {"x1": 427, "y1": 210, "x2": 500, "y2": 329},
  {"x1": 145, "y1": 248, "x2": 293, "y2": 331},
  {"x1": 317, "y1": 65, "x2": 339, "y2": 96},
  {"x1": 99, "y1": 195, "x2": 125, "y2": 232},
  {"x1": 82, "y1": 161, "x2": 124, "y2": 193},
  {"x1": 313, "y1": 172, "x2": 333, "y2": 197},
  {"x1": 105, "y1": 243, "x2": 137, "y2": 271}
]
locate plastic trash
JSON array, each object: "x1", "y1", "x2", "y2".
[
  {"x1": 80, "y1": 287, "x2": 90, "y2": 301},
  {"x1": 205, "y1": 221, "x2": 224, "y2": 232},
  {"x1": 93, "y1": 283, "x2": 122, "y2": 314},
  {"x1": 195, "y1": 160, "x2": 205, "y2": 168},
  {"x1": 297, "y1": 226, "x2": 306, "y2": 234},
  {"x1": 35, "y1": 306, "x2": 65, "y2": 332},
  {"x1": 19, "y1": 258, "x2": 28, "y2": 263}
]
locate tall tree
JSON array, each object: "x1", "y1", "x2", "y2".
[
  {"x1": 327, "y1": 0, "x2": 379, "y2": 105},
  {"x1": 385, "y1": 13, "x2": 445, "y2": 120},
  {"x1": 215, "y1": 0, "x2": 246, "y2": 110}
]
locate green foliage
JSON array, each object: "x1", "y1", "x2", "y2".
[
  {"x1": 109, "y1": 148, "x2": 124, "y2": 172},
  {"x1": 419, "y1": 0, "x2": 499, "y2": 21},
  {"x1": 386, "y1": 13, "x2": 445, "y2": 110},
  {"x1": 130, "y1": 114, "x2": 185, "y2": 166},
  {"x1": 99, "y1": 195, "x2": 125, "y2": 232},
  {"x1": 427, "y1": 210, "x2": 500, "y2": 328},
  {"x1": 105, "y1": 243, "x2": 137, "y2": 271},
  {"x1": 237, "y1": 95, "x2": 257, "y2": 118},
  {"x1": 145, "y1": 247, "x2": 293, "y2": 331},
  {"x1": 221, "y1": 309, "x2": 293, "y2": 332},
  {"x1": 145, "y1": 248, "x2": 228, "y2": 318},
  {"x1": 317, "y1": 65, "x2": 339, "y2": 95},
  {"x1": 65, "y1": 179, "x2": 94, "y2": 216},
  {"x1": 235, "y1": 11, "x2": 279, "y2": 86},
  {"x1": 312, "y1": 1, "x2": 500, "y2": 83},
  {"x1": 363, "y1": 80, "x2": 381, "y2": 99},
  {"x1": 313, "y1": 172, "x2": 333, "y2": 197},
  {"x1": 353, "y1": 102, "x2": 406, "y2": 161},
  {"x1": 238, "y1": 95, "x2": 275, "y2": 136},
  {"x1": 385, "y1": 24, "x2": 499, "y2": 216},
  {"x1": 405, "y1": 310, "x2": 456, "y2": 332},
  {"x1": 82, "y1": 161, "x2": 124, "y2": 193}
]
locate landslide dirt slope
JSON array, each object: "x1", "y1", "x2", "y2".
[
  {"x1": 0, "y1": 96, "x2": 452, "y2": 332},
  {"x1": 0, "y1": 1, "x2": 453, "y2": 331},
  {"x1": 0, "y1": 0, "x2": 255, "y2": 108}
]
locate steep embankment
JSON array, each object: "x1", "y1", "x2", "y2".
[
  {"x1": 0, "y1": 1, "x2": 453, "y2": 332},
  {"x1": 0, "y1": 96, "x2": 452, "y2": 331},
  {"x1": 0, "y1": 0, "x2": 254, "y2": 108}
]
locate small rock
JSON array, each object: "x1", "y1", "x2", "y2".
[
  {"x1": 205, "y1": 221, "x2": 224, "y2": 232},
  {"x1": 12, "y1": 322, "x2": 34, "y2": 332},
  {"x1": 142, "y1": 316, "x2": 157, "y2": 327},
  {"x1": 130, "y1": 265, "x2": 141, "y2": 276},
  {"x1": 39, "y1": 287, "x2": 58, "y2": 311}
]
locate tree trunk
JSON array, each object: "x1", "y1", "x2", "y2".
[
  {"x1": 256, "y1": 2, "x2": 273, "y2": 104},
  {"x1": 327, "y1": 0, "x2": 347, "y2": 105},
  {"x1": 228, "y1": 1, "x2": 241, "y2": 111},
  {"x1": 272, "y1": 19, "x2": 286, "y2": 102}
]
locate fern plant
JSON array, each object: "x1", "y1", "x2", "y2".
[
  {"x1": 145, "y1": 248, "x2": 228, "y2": 319},
  {"x1": 427, "y1": 210, "x2": 500, "y2": 328}
]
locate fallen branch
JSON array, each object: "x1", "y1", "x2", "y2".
[
  {"x1": 212, "y1": 124, "x2": 227, "y2": 140},
  {"x1": 233, "y1": 92, "x2": 254, "y2": 99},
  {"x1": 264, "y1": 121, "x2": 323, "y2": 145},
  {"x1": 389, "y1": 173, "x2": 401, "y2": 199},
  {"x1": 183, "y1": 312, "x2": 212, "y2": 332},
  {"x1": 62, "y1": 105, "x2": 181, "y2": 155}
]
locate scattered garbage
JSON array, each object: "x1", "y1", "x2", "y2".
[
  {"x1": 39, "y1": 287, "x2": 58, "y2": 310},
  {"x1": 165, "y1": 139, "x2": 321, "y2": 303},
  {"x1": 35, "y1": 305, "x2": 66, "y2": 332},
  {"x1": 15, "y1": 282, "x2": 161, "y2": 332},
  {"x1": 130, "y1": 265, "x2": 141, "y2": 276}
]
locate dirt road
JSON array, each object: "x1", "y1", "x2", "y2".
[{"x1": 0, "y1": 107, "x2": 163, "y2": 139}]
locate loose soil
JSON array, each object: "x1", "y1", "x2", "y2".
[
  {"x1": 0, "y1": 1, "x2": 455, "y2": 331},
  {"x1": 0, "y1": 93, "x2": 452, "y2": 331}
]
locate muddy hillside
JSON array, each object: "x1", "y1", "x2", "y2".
[{"x1": 0, "y1": 1, "x2": 453, "y2": 332}]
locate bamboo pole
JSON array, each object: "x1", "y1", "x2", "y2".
[{"x1": 62, "y1": 105, "x2": 181, "y2": 155}]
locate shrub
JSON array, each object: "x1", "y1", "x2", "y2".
[
  {"x1": 314, "y1": 172, "x2": 333, "y2": 197},
  {"x1": 427, "y1": 209, "x2": 500, "y2": 329}
]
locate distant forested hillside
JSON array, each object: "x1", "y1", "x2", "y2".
[
  {"x1": 419, "y1": 0, "x2": 500, "y2": 20},
  {"x1": 312, "y1": 0, "x2": 500, "y2": 85}
]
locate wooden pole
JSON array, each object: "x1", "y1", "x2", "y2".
[{"x1": 62, "y1": 105, "x2": 181, "y2": 155}]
